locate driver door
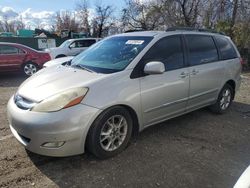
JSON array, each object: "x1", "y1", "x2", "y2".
[
  {"x1": 68, "y1": 41, "x2": 81, "y2": 56},
  {"x1": 139, "y1": 35, "x2": 190, "y2": 126}
]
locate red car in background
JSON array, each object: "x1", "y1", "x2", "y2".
[{"x1": 0, "y1": 42, "x2": 51, "y2": 76}]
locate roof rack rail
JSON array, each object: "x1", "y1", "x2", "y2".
[
  {"x1": 124, "y1": 29, "x2": 145, "y2": 33},
  {"x1": 166, "y1": 27, "x2": 225, "y2": 35}
]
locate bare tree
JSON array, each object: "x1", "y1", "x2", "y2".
[
  {"x1": 76, "y1": 0, "x2": 91, "y2": 35},
  {"x1": 174, "y1": 0, "x2": 201, "y2": 27},
  {"x1": 93, "y1": 4, "x2": 114, "y2": 37},
  {"x1": 0, "y1": 15, "x2": 25, "y2": 33},
  {"x1": 122, "y1": 0, "x2": 164, "y2": 30},
  {"x1": 55, "y1": 11, "x2": 79, "y2": 33}
]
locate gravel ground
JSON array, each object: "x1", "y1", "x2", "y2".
[{"x1": 0, "y1": 73, "x2": 250, "y2": 188}]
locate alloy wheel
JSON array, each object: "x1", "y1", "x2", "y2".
[
  {"x1": 220, "y1": 89, "x2": 231, "y2": 110},
  {"x1": 99, "y1": 115, "x2": 128, "y2": 152},
  {"x1": 24, "y1": 63, "x2": 37, "y2": 76}
]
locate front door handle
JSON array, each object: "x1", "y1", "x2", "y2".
[
  {"x1": 191, "y1": 69, "x2": 199, "y2": 75},
  {"x1": 179, "y1": 72, "x2": 189, "y2": 78}
]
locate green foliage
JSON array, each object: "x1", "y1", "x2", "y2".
[
  {"x1": 215, "y1": 21, "x2": 250, "y2": 50},
  {"x1": 215, "y1": 21, "x2": 231, "y2": 36},
  {"x1": 233, "y1": 23, "x2": 250, "y2": 49}
]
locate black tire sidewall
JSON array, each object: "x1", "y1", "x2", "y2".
[{"x1": 87, "y1": 106, "x2": 133, "y2": 159}]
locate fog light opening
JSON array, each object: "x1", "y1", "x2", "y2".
[{"x1": 41, "y1": 141, "x2": 65, "y2": 148}]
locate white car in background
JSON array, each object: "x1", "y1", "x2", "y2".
[
  {"x1": 46, "y1": 38, "x2": 100, "y2": 59},
  {"x1": 43, "y1": 56, "x2": 74, "y2": 68}
]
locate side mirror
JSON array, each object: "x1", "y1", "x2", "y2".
[
  {"x1": 69, "y1": 43, "x2": 75, "y2": 49},
  {"x1": 144, "y1": 61, "x2": 165, "y2": 75}
]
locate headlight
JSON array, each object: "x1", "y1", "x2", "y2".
[{"x1": 32, "y1": 87, "x2": 88, "y2": 112}]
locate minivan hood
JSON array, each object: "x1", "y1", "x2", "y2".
[{"x1": 17, "y1": 66, "x2": 106, "y2": 102}]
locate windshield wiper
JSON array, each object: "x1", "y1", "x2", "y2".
[{"x1": 72, "y1": 64, "x2": 95, "y2": 73}]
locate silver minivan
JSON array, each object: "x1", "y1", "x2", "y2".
[{"x1": 7, "y1": 29, "x2": 242, "y2": 158}]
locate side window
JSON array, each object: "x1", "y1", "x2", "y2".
[
  {"x1": 0, "y1": 45, "x2": 19, "y2": 55},
  {"x1": 186, "y1": 35, "x2": 218, "y2": 66},
  {"x1": 78, "y1": 40, "x2": 96, "y2": 47},
  {"x1": 18, "y1": 48, "x2": 25, "y2": 54},
  {"x1": 69, "y1": 42, "x2": 76, "y2": 48},
  {"x1": 215, "y1": 36, "x2": 238, "y2": 60},
  {"x1": 142, "y1": 35, "x2": 184, "y2": 71}
]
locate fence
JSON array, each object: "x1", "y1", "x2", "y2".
[{"x1": 0, "y1": 37, "x2": 67, "y2": 50}]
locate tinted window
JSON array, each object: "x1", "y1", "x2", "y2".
[
  {"x1": 186, "y1": 35, "x2": 218, "y2": 66},
  {"x1": 215, "y1": 36, "x2": 238, "y2": 60},
  {"x1": 0, "y1": 45, "x2": 20, "y2": 55},
  {"x1": 141, "y1": 35, "x2": 184, "y2": 71},
  {"x1": 75, "y1": 40, "x2": 96, "y2": 48}
]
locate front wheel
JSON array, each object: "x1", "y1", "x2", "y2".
[
  {"x1": 209, "y1": 84, "x2": 234, "y2": 114},
  {"x1": 86, "y1": 106, "x2": 133, "y2": 159},
  {"x1": 22, "y1": 62, "x2": 38, "y2": 76}
]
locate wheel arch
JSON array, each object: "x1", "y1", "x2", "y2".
[
  {"x1": 55, "y1": 54, "x2": 66, "y2": 58},
  {"x1": 84, "y1": 104, "x2": 140, "y2": 150},
  {"x1": 118, "y1": 104, "x2": 140, "y2": 139},
  {"x1": 21, "y1": 61, "x2": 39, "y2": 68},
  {"x1": 225, "y1": 79, "x2": 236, "y2": 99}
]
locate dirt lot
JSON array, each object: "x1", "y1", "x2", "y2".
[{"x1": 0, "y1": 73, "x2": 250, "y2": 188}]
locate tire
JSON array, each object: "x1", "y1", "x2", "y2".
[
  {"x1": 86, "y1": 106, "x2": 133, "y2": 159},
  {"x1": 209, "y1": 84, "x2": 234, "y2": 114},
  {"x1": 22, "y1": 62, "x2": 38, "y2": 76},
  {"x1": 55, "y1": 54, "x2": 66, "y2": 58}
]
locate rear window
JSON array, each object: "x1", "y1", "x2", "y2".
[
  {"x1": 214, "y1": 36, "x2": 238, "y2": 60},
  {"x1": 186, "y1": 35, "x2": 218, "y2": 66}
]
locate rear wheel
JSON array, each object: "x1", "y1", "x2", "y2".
[
  {"x1": 86, "y1": 106, "x2": 133, "y2": 159},
  {"x1": 22, "y1": 62, "x2": 38, "y2": 76},
  {"x1": 55, "y1": 54, "x2": 66, "y2": 58},
  {"x1": 209, "y1": 84, "x2": 234, "y2": 114}
]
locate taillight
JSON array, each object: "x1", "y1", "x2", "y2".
[
  {"x1": 240, "y1": 58, "x2": 244, "y2": 65},
  {"x1": 42, "y1": 53, "x2": 51, "y2": 61}
]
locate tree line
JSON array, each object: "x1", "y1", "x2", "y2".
[{"x1": 0, "y1": 0, "x2": 250, "y2": 50}]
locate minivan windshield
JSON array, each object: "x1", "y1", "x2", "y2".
[{"x1": 70, "y1": 36, "x2": 153, "y2": 73}]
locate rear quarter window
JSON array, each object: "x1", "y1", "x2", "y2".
[{"x1": 214, "y1": 36, "x2": 238, "y2": 60}]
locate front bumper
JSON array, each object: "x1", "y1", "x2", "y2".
[{"x1": 7, "y1": 96, "x2": 101, "y2": 157}]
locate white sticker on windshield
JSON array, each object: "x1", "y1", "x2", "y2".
[{"x1": 126, "y1": 40, "x2": 144, "y2": 45}]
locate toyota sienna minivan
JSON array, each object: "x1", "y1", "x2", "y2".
[{"x1": 7, "y1": 29, "x2": 242, "y2": 158}]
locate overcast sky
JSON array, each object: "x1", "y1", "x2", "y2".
[
  {"x1": 0, "y1": 0, "x2": 126, "y2": 30},
  {"x1": 0, "y1": 0, "x2": 126, "y2": 12}
]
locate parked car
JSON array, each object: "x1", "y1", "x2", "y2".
[
  {"x1": 7, "y1": 29, "x2": 242, "y2": 159},
  {"x1": 0, "y1": 42, "x2": 51, "y2": 76},
  {"x1": 46, "y1": 38, "x2": 100, "y2": 59},
  {"x1": 43, "y1": 56, "x2": 74, "y2": 68}
]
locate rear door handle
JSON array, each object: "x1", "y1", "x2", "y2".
[{"x1": 179, "y1": 72, "x2": 189, "y2": 78}]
